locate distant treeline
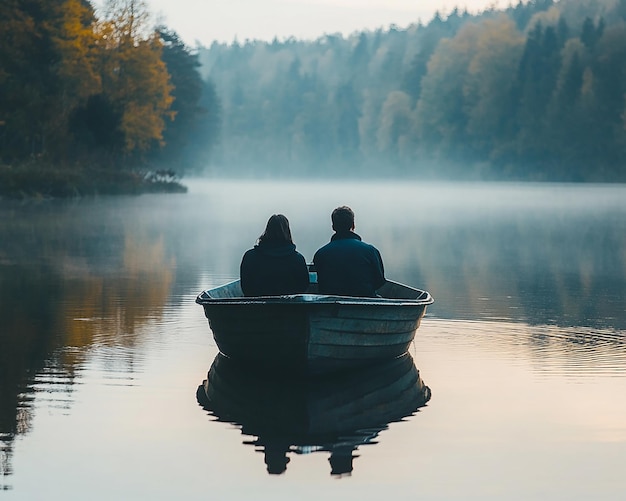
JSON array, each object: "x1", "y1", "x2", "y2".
[
  {"x1": 201, "y1": 0, "x2": 626, "y2": 181},
  {"x1": 0, "y1": 0, "x2": 219, "y2": 178},
  {"x1": 4, "y1": 0, "x2": 626, "y2": 185}
]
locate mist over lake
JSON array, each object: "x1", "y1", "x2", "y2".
[{"x1": 1, "y1": 179, "x2": 625, "y2": 499}]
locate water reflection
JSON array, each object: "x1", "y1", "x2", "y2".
[
  {"x1": 1, "y1": 182, "x2": 626, "y2": 496},
  {"x1": 196, "y1": 353, "x2": 431, "y2": 476},
  {"x1": 386, "y1": 195, "x2": 626, "y2": 331},
  {"x1": 0, "y1": 264, "x2": 64, "y2": 490},
  {"x1": 0, "y1": 201, "x2": 178, "y2": 488}
]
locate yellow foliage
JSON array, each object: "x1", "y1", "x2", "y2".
[
  {"x1": 464, "y1": 16, "x2": 525, "y2": 132},
  {"x1": 59, "y1": 228, "x2": 175, "y2": 362},
  {"x1": 118, "y1": 38, "x2": 175, "y2": 150},
  {"x1": 95, "y1": 1, "x2": 175, "y2": 153},
  {"x1": 52, "y1": 0, "x2": 102, "y2": 104}
]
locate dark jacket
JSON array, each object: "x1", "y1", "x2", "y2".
[
  {"x1": 240, "y1": 242, "x2": 309, "y2": 296},
  {"x1": 313, "y1": 231, "x2": 385, "y2": 297}
]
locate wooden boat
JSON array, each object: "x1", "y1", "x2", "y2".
[
  {"x1": 196, "y1": 272, "x2": 434, "y2": 374},
  {"x1": 196, "y1": 352, "x2": 431, "y2": 475}
]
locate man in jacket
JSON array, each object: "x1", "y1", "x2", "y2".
[{"x1": 313, "y1": 206, "x2": 385, "y2": 297}]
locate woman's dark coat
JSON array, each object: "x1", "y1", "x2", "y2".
[{"x1": 240, "y1": 242, "x2": 309, "y2": 296}]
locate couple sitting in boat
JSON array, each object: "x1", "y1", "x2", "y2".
[{"x1": 240, "y1": 206, "x2": 385, "y2": 297}]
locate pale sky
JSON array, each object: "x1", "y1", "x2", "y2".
[{"x1": 94, "y1": 0, "x2": 503, "y2": 46}]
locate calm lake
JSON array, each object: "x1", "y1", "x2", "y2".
[{"x1": 1, "y1": 179, "x2": 625, "y2": 500}]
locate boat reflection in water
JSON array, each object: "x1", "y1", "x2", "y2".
[{"x1": 196, "y1": 352, "x2": 431, "y2": 476}]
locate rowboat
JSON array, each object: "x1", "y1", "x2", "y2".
[
  {"x1": 196, "y1": 271, "x2": 434, "y2": 374},
  {"x1": 196, "y1": 352, "x2": 431, "y2": 475}
]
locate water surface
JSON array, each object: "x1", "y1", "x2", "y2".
[{"x1": 1, "y1": 180, "x2": 625, "y2": 499}]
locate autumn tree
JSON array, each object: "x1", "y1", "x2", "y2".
[
  {"x1": 403, "y1": 8, "x2": 470, "y2": 103},
  {"x1": 414, "y1": 21, "x2": 480, "y2": 159},
  {"x1": 462, "y1": 16, "x2": 524, "y2": 164},
  {"x1": 95, "y1": 0, "x2": 174, "y2": 159},
  {"x1": 48, "y1": 0, "x2": 102, "y2": 160}
]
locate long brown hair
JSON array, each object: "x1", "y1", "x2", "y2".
[{"x1": 257, "y1": 214, "x2": 293, "y2": 245}]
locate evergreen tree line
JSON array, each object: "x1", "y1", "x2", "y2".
[
  {"x1": 200, "y1": 0, "x2": 626, "y2": 181},
  {"x1": 0, "y1": 0, "x2": 219, "y2": 173}
]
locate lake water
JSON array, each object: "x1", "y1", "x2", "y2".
[{"x1": 1, "y1": 179, "x2": 625, "y2": 500}]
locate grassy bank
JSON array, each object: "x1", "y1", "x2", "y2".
[{"x1": 0, "y1": 163, "x2": 187, "y2": 199}]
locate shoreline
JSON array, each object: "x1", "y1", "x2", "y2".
[{"x1": 0, "y1": 164, "x2": 187, "y2": 199}]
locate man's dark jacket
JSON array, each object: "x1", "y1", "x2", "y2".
[
  {"x1": 240, "y1": 242, "x2": 309, "y2": 296},
  {"x1": 313, "y1": 231, "x2": 385, "y2": 297}
]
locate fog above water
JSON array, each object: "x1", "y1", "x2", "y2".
[{"x1": 2, "y1": 179, "x2": 625, "y2": 330}]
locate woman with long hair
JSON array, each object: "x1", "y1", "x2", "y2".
[{"x1": 240, "y1": 214, "x2": 309, "y2": 296}]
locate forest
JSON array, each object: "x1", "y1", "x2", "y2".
[
  {"x1": 0, "y1": 0, "x2": 219, "y2": 196},
  {"x1": 202, "y1": 0, "x2": 626, "y2": 181},
  {"x1": 3, "y1": 0, "x2": 626, "y2": 195}
]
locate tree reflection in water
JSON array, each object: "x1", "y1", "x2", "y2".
[
  {"x1": 196, "y1": 352, "x2": 431, "y2": 476},
  {"x1": 0, "y1": 211, "x2": 177, "y2": 489}
]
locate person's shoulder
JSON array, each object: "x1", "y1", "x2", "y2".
[
  {"x1": 351, "y1": 237, "x2": 373, "y2": 248},
  {"x1": 242, "y1": 247, "x2": 259, "y2": 260},
  {"x1": 356, "y1": 239, "x2": 381, "y2": 256},
  {"x1": 314, "y1": 240, "x2": 332, "y2": 254},
  {"x1": 367, "y1": 241, "x2": 382, "y2": 255}
]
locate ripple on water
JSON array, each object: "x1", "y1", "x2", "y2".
[{"x1": 420, "y1": 318, "x2": 626, "y2": 378}]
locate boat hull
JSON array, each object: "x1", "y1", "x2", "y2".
[{"x1": 197, "y1": 279, "x2": 433, "y2": 374}]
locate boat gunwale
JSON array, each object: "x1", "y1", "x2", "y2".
[{"x1": 196, "y1": 279, "x2": 434, "y2": 308}]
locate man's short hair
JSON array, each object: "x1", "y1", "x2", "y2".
[{"x1": 331, "y1": 206, "x2": 355, "y2": 232}]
